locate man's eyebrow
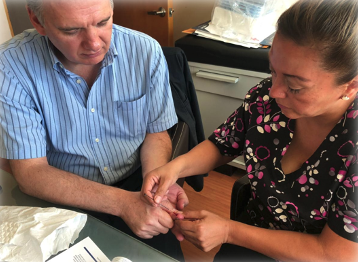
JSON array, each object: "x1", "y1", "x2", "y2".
[
  {"x1": 58, "y1": 16, "x2": 111, "y2": 31},
  {"x1": 268, "y1": 52, "x2": 311, "y2": 83}
]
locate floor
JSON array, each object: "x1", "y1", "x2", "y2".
[{"x1": 180, "y1": 169, "x2": 245, "y2": 262}]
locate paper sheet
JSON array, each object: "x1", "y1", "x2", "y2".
[{"x1": 48, "y1": 237, "x2": 110, "y2": 262}]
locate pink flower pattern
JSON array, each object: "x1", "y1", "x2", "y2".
[{"x1": 209, "y1": 78, "x2": 358, "y2": 242}]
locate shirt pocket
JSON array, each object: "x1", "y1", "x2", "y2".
[{"x1": 115, "y1": 94, "x2": 147, "y2": 137}]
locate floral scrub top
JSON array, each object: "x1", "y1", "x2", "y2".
[{"x1": 208, "y1": 78, "x2": 358, "y2": 242}]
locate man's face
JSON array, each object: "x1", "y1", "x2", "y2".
[{"x1": 39, "y1": 0, "x2": 113, "y2": 68}]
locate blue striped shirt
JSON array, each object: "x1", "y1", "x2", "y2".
[{"x1": 0, "y1": 25, "x2": 178, "y2": 185}]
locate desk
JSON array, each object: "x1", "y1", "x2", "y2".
[{"x1": 0, "y1": 169, "x2": 177, "y2": 262}]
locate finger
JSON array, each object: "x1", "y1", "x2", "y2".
[
  {"x1": 183, "y1": 210, "x2": 205, "y2": 220},
  {"x1": 157, "y1": 209, "x2": 174, "y2": 229},
  {"x1": 142, "y1": 192, "x2": 157, "y2": 207},
  {"x1": 176, "y1": 190, "x2": 189, "y2": 210},
  {"x1": 153, "y1": 179, "x2": 176, "y2": 204},
  {"x1": 175, "y1": 219, "x2": 197, "y2": 233},
  {"x1": 141, "y1": 177, "x2": 159, "y2": 206},
  {"x1": 171, "y1": 224, "x2": 184, "y2": 241}
]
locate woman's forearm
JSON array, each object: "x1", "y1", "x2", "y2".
[
  {"x1": 227, "y1": 220, "x2": 357, "y2": 262},
  {"x1": 170, "y1": 140, "x2": 235, "y2": 178}
]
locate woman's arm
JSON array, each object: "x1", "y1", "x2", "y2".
[
  {"x1": 177, "y1": 210, "x2": 358, "y2": 262},
  {"x1": 141, "y1": 140, "x2": 235, "y2": 204}
]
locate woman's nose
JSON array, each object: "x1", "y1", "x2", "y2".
[{"x1": 269, "y1": 77, "x2": 286, "y2": 99}]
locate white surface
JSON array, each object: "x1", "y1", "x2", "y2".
[
  {"x1": 0, "y1": 206, "x2": 87, "y2": 262},
  {"x1": 48, "y1": 237, "x2": 110, "y2": 262},
  {"x1": 0, "y1": 1, "x2": 12, "y2": 44}
]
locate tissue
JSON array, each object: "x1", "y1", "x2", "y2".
[{"x1": 0, "y1": 206, "x2": 87, "y2": 262}]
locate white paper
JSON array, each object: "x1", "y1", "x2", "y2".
[
  {"x1": 48, "y1": 237, "x2": 110, "y2": 262},
  {"x1": 0, "y1": 206, "x2": 87, "y2": 262}
]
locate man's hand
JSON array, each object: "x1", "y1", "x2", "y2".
[
  {"x1": 175, "y1": 210, "x2": 230, "y2": 252},
  {"x1": 165, "y1": 183, "x2": 189, "y2": 212},
  {"x1": 120, "y1": 191, "x2": 174, "y2": 239}
]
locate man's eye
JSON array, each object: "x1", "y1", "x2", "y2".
[
  {"x1": 64, "y1": 29, "x2": 79, "y2": 35},
  {"x1": 98, "y1": 21, "x2": 107, "y2": 27}
]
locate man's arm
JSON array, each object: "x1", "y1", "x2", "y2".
[
  {"x1": 140, "y1": 131, "x2": 172, "y2": 178},
  {"x1": 9, "y1": 157, "x2": 174, "y2": 239},
  {"x1": 9, "y1": 157, "x2": 124, "y2": 214}
]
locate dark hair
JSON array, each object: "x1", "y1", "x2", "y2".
[{"x1": 277, "y1": 0, "x2": 358, "y2": 85}]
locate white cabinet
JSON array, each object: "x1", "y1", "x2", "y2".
[{"x1": 189, "y1": 61, "x2": 270, "y2": 169}]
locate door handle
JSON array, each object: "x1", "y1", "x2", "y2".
[
  {"x1": 196, "y1": 71, "x2": 239, "y2": 84},
  {"x1": 147, "y1": 7, "x2": 166, "y2": 17}
]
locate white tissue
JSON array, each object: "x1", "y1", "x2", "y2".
[
  {"x1": 0, "y1": 206, "x2": 87, "y2": 262},
  {"x1": 112, "y1": 257, "x2": 132, "y2": 262}
]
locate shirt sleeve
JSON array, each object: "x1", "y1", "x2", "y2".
[
  {"x1": 0, "y1": 63, "x2": 47, "y2": 159},
  {"x1": 328, "y1": 157, "x2": 358, "y2": 243},
  {"x1": 208, "y1": 79, "x2": 268, "y2": 157},
  {"x1": 146, "y1": 43, "x2": 178, "y2": 133}
]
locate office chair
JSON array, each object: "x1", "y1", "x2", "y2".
[{"x1": 230, "y1": 174, "x2": 251, "y2": 221}]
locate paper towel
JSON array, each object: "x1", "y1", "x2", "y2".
[{"x1": 0, "y1": 206, "x2": 87, "y2": 262}]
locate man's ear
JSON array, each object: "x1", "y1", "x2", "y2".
[
  {"x1": 26, "y1": 6, "x2": 46, "y2": 36},
  {"x1": 345, "y1": 75, "x2": 358, "y2": 98}
]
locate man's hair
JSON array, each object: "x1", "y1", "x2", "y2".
[
  {"x1": 26, "y1": 0, "x2": 114, "y2": 26},
  {"x1": 277, "y1": 0, "x2": 358, "y2": 85}
]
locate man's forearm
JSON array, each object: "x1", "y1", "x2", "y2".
[
  {"x1": 9, "y1": 158, "x2": 129, "y2": 217},
  {"x1": 140, "y1": 131, "x2": 172, "y2": 177}
]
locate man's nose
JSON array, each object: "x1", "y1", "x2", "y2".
[
  {"x1": 83, "y1": 29, "x2": 101, "y2": 51},
  {"x1": 269, "y1": 77, "x2": 286, "y2": 99}
]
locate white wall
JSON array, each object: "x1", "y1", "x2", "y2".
[
  {"x1": 0, "y1": 1, "x2": 13, "y2": 44},
  {"x1": 173, "y1": 0, "x2": 216, "y2": 42}
]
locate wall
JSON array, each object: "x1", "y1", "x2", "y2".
[
  {"x1": 173, "y1": 0, "x2": 215, "y2": 42},
  {"x1": 0, "y1": 0, "x2": 13, "y2": 44},
  {"x1": 5, "y1": 0, "x2": 31, "y2": 35},
  {"x1": 5, "y1": 0, "x2": 216, "y2": 44}
]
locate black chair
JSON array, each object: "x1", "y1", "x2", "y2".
[
  {"x1": 230, "y1": 174, "x2": 251, "y2": 221},
  {"x1": 162, "y1": 47, "x2": 206, "y2": 192}
]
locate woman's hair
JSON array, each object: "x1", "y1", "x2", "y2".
[
  {"x1": 26, "y1": 0, "x2": 114, "y2": 26},
  {"x1": 277, "y1": 0, "x2": 358, "y2": 85}
]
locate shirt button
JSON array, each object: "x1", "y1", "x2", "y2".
[
  {"x1": 90, "y1": 108, "x2": 95, "y2": 113},
  {"x1": 103, "y1": 167, "x2": 108, "y2": 171},
  {"x1": 76, "y1": 79, "x2": 81, "y2": 84},
  {"x1": 95, "y1": 138, "x2": 100, "y2": 142}
]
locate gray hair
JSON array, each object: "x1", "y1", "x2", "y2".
[{"x1": 26, "y1": 0, "x2": 114, "y2": 26}]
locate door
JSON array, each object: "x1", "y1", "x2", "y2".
[{"x1": 113, "y1": 0, "x2": 174, "y2": 46}]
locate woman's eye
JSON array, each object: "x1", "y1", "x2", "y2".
[{"x1": 288, "y1": 86, "x2": 300, "y2": 94}]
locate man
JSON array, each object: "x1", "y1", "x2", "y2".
[{"x1": 0, "y1": 0, "x2": 186, "y2": 259}]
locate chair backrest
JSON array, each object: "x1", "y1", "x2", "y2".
[{"x1": 162, "y1": 46, "x2": 206, "y2": 192}]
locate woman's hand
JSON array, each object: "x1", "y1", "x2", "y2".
[
  {"x1": 175, "y1": 210, "x2": 231, "y2": 252},
  {"x1": 141, "y1": 163, "x2": 180, "y2": 205}
]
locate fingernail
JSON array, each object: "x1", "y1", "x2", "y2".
[{"x1": 154, "y1": 196, "x2": 162, "y2": 204}]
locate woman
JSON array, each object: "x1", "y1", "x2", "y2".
[{"x1": 142, "y1": 0, "x2": 358, "y2": 261}]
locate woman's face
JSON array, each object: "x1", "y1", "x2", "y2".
[{"x1": 269, "y1": 33, "x2": 349, "y2": 120}]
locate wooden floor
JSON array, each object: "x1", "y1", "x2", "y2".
[{"x1": 180, "y1": 169, "x2": 245, "y2": 262}]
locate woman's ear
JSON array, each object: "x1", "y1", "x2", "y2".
[
  {"x1": 344, "y1": 75, "x2": 358, "y2": 98},
  {"x1": 26, "y1": 6, "x2": 46, "y2": 36}
]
